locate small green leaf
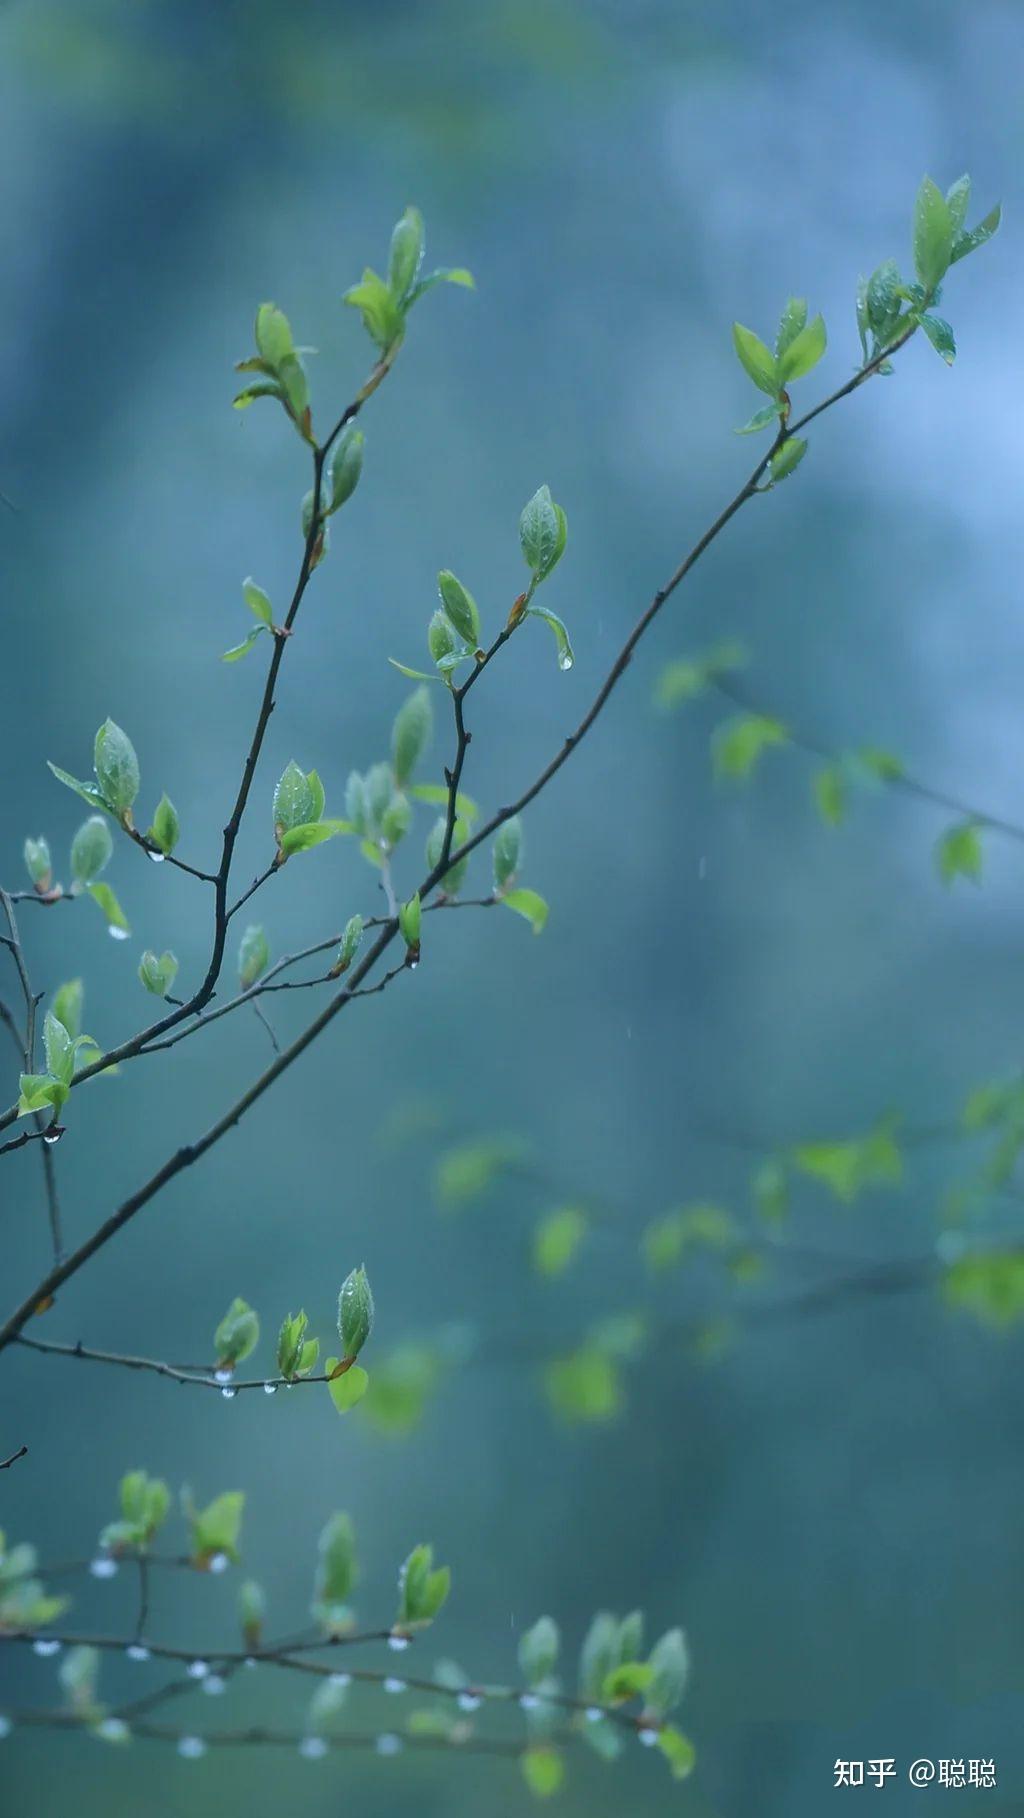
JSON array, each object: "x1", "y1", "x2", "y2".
[
  {"x1": 331, "y1": 914, "x2": 364, "y2": 977},
  {"x1": 238, "y1": 924, "x2": 269, "y2": 988},
  {"x1": 712, "y1": 713, "x2": 789, "y2": 781},
  {"x1": 526, "y1": 606, "x2": 573, "y2": 671},
  {"x1": 936, "y1": 820, "x2": 983, "y2": 885},
  {"x1": 51, "y1": 979, "x2": 83, "y2": 1041},
  {"x1": 343, "y1": 268, "x2": 405, "y2": 352},
  {"x1": 813, "y1": 766, "x2": 846, "y2": 826},
  {"x1": 242, "y1": 578, "x2": 274, "y2": 628},
  {"x1": 735, "y1": 402, "x2": 781, "y2": 436},
  {"x1": 137, "y1": 950, "x2": 179, "y2": 998},
  {"x1": 214, "y1": 1297, "x2": 260, "y2": 1368},
  {"x1": 913, "y1": 176, "x2": 954, "y2": 291},
  {"x1": 437, "y1": 570, "x2": 480, "y2": 647},
  {"x1": 387, "y1": 205, "x2": 424, "y2": 304},
  {"x1": 519, "y1": 485, "x2": 567, "y2": 581},
  {"x1": 313, "y1": 1512, "x2": 358, "y2": 1616},
  {"x1": 731, "y1": 323, "x2": 779, "y2": 396},
  {"x1": 521, "y1": 1748, "x2": 565, "y2": 1799},
  {"x1": 189, "y1": 1490, "x2": 244, "y2": 1565},
  {"x1": 327, "y1": 426, "x2": 364, "y2": 513},
  {"x1": 277, "y1": 819, "x2": 354, "y2": 858},
  {"x1": 273, "y1": 760, "x2": 315, "y2": 837},
  {"x1": 519, "y1": 1616, "x2": 560, "y2": 1685},
  {"x1": 397, "y1": 1543, "x2": 451, "y2": 1627},
  {"x1": 949, "y1": 201, "x2": 1001, "y2": 265},
  {"x1": 406, "y1": 266, "x2": 475, "y2": 306},
  {"x1": 17, "y1": 1072, "x2": 67, "y2": 1117},
  {"x1": 93, "y1": 720, "x2": 140, "y2": 816},
  {"x1": 919, "y1": 313, "x2": 956, "y2": 364},
  {"x1": 392, "y1": 686, "x2": 433, "y2": 787},
  {"x1": 327, "y1": 1364, "x2": 369, "y2": 1414},
  {"x1": 645, "y1": 1628, "x2": 690, "y2": 1718},
  {"x1": 769, "y1": 436, "x2": 808, "y2": 483},
  {"x1": 657, "y1": 1725, "x2": 697, "y2": 1780},
  {"x1": 776, "y1": 314, "x2": 826, "y2": 383},
  {"x1": 409, "y1": 781, "x2": 480, "y2": 821},
  {"x1": 149, "y1": 794, "x2": 180, "y2": 856},
  {"x1": 46, "y1": 764, "x2": 109, "y2": 816},
  {"x1": 23, "y1": 837, "x2": 52, "y2": 890},
  {"x1": 338, "y1": 1265, "x2": 374, "y2": 1360},
  {"x1": 655, "y1": 640, "x2": 746, "y2": 708},
  {"x1": 87, "y1": 882, "x2": 130, "y2": 938},
  {"x1": 533, "y1": 1206, "x2": 587, "y2": 1277},
  {"x1": 222, "y1": 628, "x2": 266, "y2": 663},
  {"x1": 774, "y1": 296, "x2": 808, "y2": 358},
  {"x1": 70, "y1": 816, "x2": 113, "y2": 887},
  {"x1": 493, "y1": 816, "x2": 522, "y2": 889},
  {"x1": 254, "y1": 303, "x2": 295, "y2": 368},
  {"x1": 499, "y1": 887, "x2": 548, "y2": 934},
  {"x1": 44, "y1": 1010, "x2": 75, "y2": 1085},
  {"x1": 399, "y1": 893, "x2": 422, "y2": 949}
]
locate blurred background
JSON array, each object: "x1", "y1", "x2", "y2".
[{"x1": 0, "y1": 1, "x2": 1022, "y2": 1813}]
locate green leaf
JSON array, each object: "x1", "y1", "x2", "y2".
[
  {"x1": 641, "y1": 1203, "x2": 735, "y2": 1273},
  {"x1": 602, "y1": 1660, "x2": 653, "y2": 1701},
  {"x1": 137, "y1": 950, "x2": 179, "y2": 998},
  {"x1": 233, "y1": 381, "x2": 287, "y2": 411},
  {"x1": 93, "y1": 720, "x2": 140, "y2": 815},
  {"x1": 945, "y1": 174, "x2": 971, "y2": 237},
  {"x1": 47, "y1": 764, "x2": 109, "y2": 816},
  {"x1": 241, "y1": 578, "x2": 273, "y2": 628},
  {"x1": 943, "y1": 1252, "x2": 1024, "y2": 1330},
  {"x1": 437, "y1": 570, "x2": 480, "y2": 647},
  {"x1": 278, "y1": 819, "x2": 354, "y2": 858},
  {"x1": 189, "y1": 1490, "x2": 245, "y2": 1565},
  {"x1": 51, "y1": 980, "x2": 83, "y2": 1041},
  {"x1": 533, "y1": 1206, "x2": 587, "y2": 1277},
  {"x1": 813, "y1": 766, "x2": 847, "y2": 826},
  {"x1": 87, "y1": 882, "x2": 130, "y2": 938},
  {"x1": 338, "y1": 1265, "x2": 374, "y2": 1360},
  {"x1": 149, "y1": 794, "x2": 180, "y2": 856},
  {"x1": 17, "y1": 1072, "x2": 67, "y2": 1116},
  {"x1": 426, "y1": 815, "x2": 470, "y2": 895},
  {"x1": 328, "y1": 1362, "x2": 369, "y2": 1414},
  {"x1": 913, "y1": 176, "x2": 954, "y2": 291},
  {"x1": 519, "y1": 485, "x2": 567, "y2": 581},
  {"x1": 645, "y1": 1628, "x2": 690, "y2": 1718},
  {"x1": 343, "y1": 267, "x2": 405, "y2": 352},
  {"x1": 328, "y1": 426, "x2": 364, "y2": 513},
  {"x1": 731, "y1": 323, "x2": 779, "y2": 396},
  {"x1": 791, "y1": 1118, "x2": 902, "y2": 1204},
  {"x1": 936, "y1": 820, "x2": 983, "y2": 885},
  {"x1": 712, "y1": 713, "x2": 789, "y2": 781},
  {"x1": 387, "y1": 205, "x2": 425, "y2": 303},
  {"x1": 406, "y1": 266, "x2": 475, "y2": 305},
  {"x1": 521, "y1": 1749, "x2": 564, "y2": 1799},
  {"x1": 44, "y1": 1011, "x2": 75, "y2": 1084},
  {"x1": 399, "y1": 893, "x2": 422, "y2": 949},
  {"x1": 776, "y1": 314, "x2": 826, "y2": 383},
  {"x1": 238, "y1": 924, "x2": 269, "y2": 988},
  {"x1": 433, "y1": 1136, "x2": 525, "y2": 1210},
  {"x1": 544, "y1": 1348, "x2": 622, "y2": 1423},
  {"x1": 331, "y1": 914, "x2": 364, "y2": 977},
  {"x1": 526, "y1": 606, "x2": 573, "y2": 671},
  {"x1": 866, "y1": 260, "x2": 902, "y2": 338},
  {"x1": 214, "y1": 1297, "x2": 260, "y2": 1368},
  {"x1": 519, "y1": 1616, "x2": 559, "y2": 1685},
  {"x1": 655, "y1": 640, "x2": 746, "y2": 708},
  {"x1": 254, "y1": 303, "x2": 295, "y2": 368},
  {"x1": 273, "y1": 760, "x2": 315, "y2": 837},
  {"x1": 774, "y1": 296, "x2": 808, "y2": 358},
  {"x1": 919, "y1": 312, "x2": 956, "y2": 365},
  {"x1": 23, "y1": 836, "x2": 52, "y2": 890},
  {"x1": 499, "y1": 887, "x2": 548, "y2": 934},
  {"x1": 221, "y1": 627, "x2": 266, "y2": 663},
  {"x1": 397, "y1": 1543, "x2": 451, "y2": 1627},
  {"x1": 313, "y1": 1513, "x2": 358, "y2": 1616},
  {"x1": 657, "y1": 1725, "x2": 697, "y2": 1780},
  {"x1": 392, "y1": 686, "x2": 433, "y2": 787},
  {"x1": 409, "y1": 781, "x2": 480, "y2": 821},
  {"x1": 70, "y1": 815, "x2": 113, "y2": 887},
  {"x1": 950, "y1": 201, "x2": 1001, "y2": 265},
  {"x1": 735, "y1": 402, "x2": 781, "y2": 435},
  {"x1": 769, "y1": 436, "x2": 808, "y2": 483},
  {"x1": 493, "y1": 816, "x2": 522, "y2": 889},
  {"x1": 388, "y1": 659, "x2": 441, "y2": 683}
]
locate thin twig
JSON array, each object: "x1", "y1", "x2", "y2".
[{"x1": 0, "y1": 1443, "x2": 27, "y2": 1468}]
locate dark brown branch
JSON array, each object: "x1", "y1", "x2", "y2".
[{"x1": 0, "y1": 1443, "x2": 27, "y2": 1468}]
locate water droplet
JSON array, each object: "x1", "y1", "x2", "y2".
[
  {"x1": 408, "y1": 959, "x2": 419, "y2": 971},
  {"x1": 126, "y1": 1644, "x2": 150, "y2": 1663},
  {"x1": 221, "y1": 1386, "x2": 237, "y2": 1400},
  {"x1": 387, "y1": 1634, "x2": 410, "y2": 1652},
  {"x1": 201, "y1": 1674, "x2": 226, "y2": 1696},
  {"x1": 376, "y1": 1733, "x2": 402, "y2": 1757},
  {"x1": 328, "y1": 1672, "x2": 351, "y2": 1690},
  {"x1": 383, "y1": 1677, "x2": 406, "y2": 1695},
  {"x1": 263, "y1": 1381, "x2": 277, "y2": 1395},
  {"x1": 518, "y1": 1692, "x2": 540, "y2": 1712},
  {"x1": 457, "y1": 1691, "x2": 482, "y2": 1713},
  {"x1": 90, "y1": 1555, "x2": 119, "y2": 1580},
  {"x1": 32, "y1": 1639, "x2": 61, "y2": 1658},
  {"x1": 108, "y1": 926, "x2": 130, "y2": 942},
  {"x1": 208, "y1": 1552, "x2": 229, "y2": 1575},
  {"x1": 585, "y1": 1706, "x2": 602, "y2": 1724},
  {"x1": 42, "y1": 1127, "x2": 64, "y2": 1146},
  {"x1": 638, "y1": 1726, "x2": 658, "y2": 1748},
  {"x1": 244, "y1": 1657, "x2": 258, "y2": 1670},
  {"x1": 177, "y1": 1735, "x2": 206, "y2": 1759},
  {"x1": 0, "y1": 1716, "x2": 12, "y2": 1740},
  {"x1": 558, "y1": 650, "x2": 574, "y2": 672},
  {"x1": 214, "y1": 1368, "x2": 233, "y2": 1385},
  {"x1": 187, "y1": 1660, "x2": 210, "y2": 1680},
  {"x1": 299, "y1": 1735, "x2": 328, "y2": 1760},
  {"x1": 97, "y1": 1717, "x2": 130, "y2": 1743},
  {"x1": 148, "y1": 850, "x2": 166, "y2": 865}
]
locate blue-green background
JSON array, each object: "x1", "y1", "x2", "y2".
[{"x1": 1, "y1": 2, "x2": 1022, "y2": 1814}]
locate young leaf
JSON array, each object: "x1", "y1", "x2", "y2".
[
  {"x1": 731, "y1": 323, "x2": 779, "y2": 396},
  {"x1": 328, "y1": 1364, "x2": 369, "y2": 1415},
  {"x1": 214, "y1": 1297, "x2": 260, "y2": 1369},
  {"x1": 657, "y1": 1726, "x2": 697, "y2": 1780},
  {"x1": 189, "y1": 1491, "x2": 245, "y2": 1566},
  {"x1": 913, "y1": 176, "x2": 953, "y2": 291},
  {"x1": 493, "y1": 817, "x2": 522, "y2": 889},
  {"x1": 242, "y1": 579, "x2": 274, "y2": 628},
  {"x1": 949, "y1": 201, "x2": 1001, "y2": 265},
  {"x1": 277, "y1": 819, "x2": 354, "y2": 859},
  {"x1": 919, "y1": 313, "x2": 956, "y2": 365},
  {"x1": 51, "y1": 979, "x2": 83, "y2": 1041},
  {"x1": 644, "y1": 1628, "x2": 691, "y2": 1718},
  {"x1": 387, "y1": 205, "x2": 425, "y2": 304},
  {"x1": 769, "y1": 437, "x2": 808, "y2": 484},
  {"x1": 87, "y1": 882, "x2": 130, "y2": 938},
  {"x1": 254, "y1": 303, "x2": 295, "y2": 369},
  {"x1": 272, "y1": 761, "x2": 315, "y2": 837},
  {"x1": 712, "y1": 713, "x2": 789, "y2": 782},
  {"x1": 735, "y1": 402, "x2": 781, "y2": 436},
  {"x1": 499, "y1": 887, "x2": 548, "y2": 934},
  {"x1": 93, "y1": 720, "x2": 140, "y2": 816},
  {"x1": 338, "y1": 1265, "x2": 374, "y2": 1360},
  {"x1": 533, "y1": 1206, "x2": 587, "y2": 1278},
  {"x1": 519, "y1": 485, "x2": 567, "y2": 582},
  {"x1": 936, "y1": 820, "x2": 983, "y2": 885},
  {"x1": 776, "y1": 314, "x2": 826, "y2": 384},
  {"x1": 328, "y1": 426, "x2": 364, "y2": 513},
  {"x1": 774, "y1": 296, "x2": 808, "y2": 358},
  {"x1": 313, "y1": 1513, "x2": 358, "y2": 1615},
  {"x1": 521, "y1": 1749, "x2": 565, "y2": 1799},
  {"x1": 392, "y1": 686, "x2": 433, "y2": 787},
  {"x1": 47, "y1": 763, "x2": 109, "y2": 815},
  {"x1": 526, "y1": 606, "x2": 574, "y2": 671},
  {"x1": 397, "y1": 1543, "x2": 451, "y2": 1627},
  {"x1": 138, "y1": 950, "x2": 179, "y2": 998},
  {"x1": 238, "y1": 925, "x2": 269, "y2": 988},
  {"x1": 221, "y1": 628, "x2": 266, "y2": 663},
  {"x1": 343, "y1": 268, "x2": 404, "y2": 352},
  {"x1": 23, "y1": 837, "x2": 52, "y2": 890},
  {"x1": 149, "y1": 794, "x2": 180, "y2": 856},
  {"x1": 330, "y1": 914, "x2": 364, "y2": 978},
  {"x1": 519, "y1": 1616, "x2": 559, "y2": 1686},
  {"x1": 398, "y1": 893, "x2": 422, "y2": 951},
  {"x1": 70, "y1": 816, "x2": 113, "y2": 888},
  {"x1": 437, "y1": 570, "x2": 480, "y2": 647}
]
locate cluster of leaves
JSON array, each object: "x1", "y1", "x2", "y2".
[
  {"x1": 208, "y1": 1266, "x2": 375, "y2": 1415},
  {"x1": 0, "y1": 1533, "x2": 67, "y2": 1634}
]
